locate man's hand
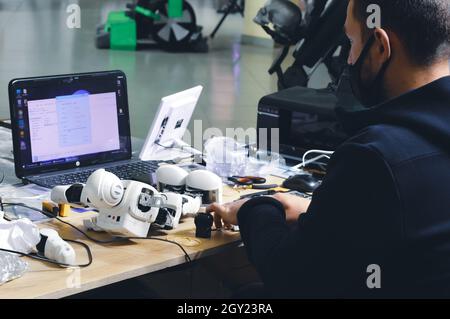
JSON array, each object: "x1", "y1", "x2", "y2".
[
  {"x1": 272, "y1": 193, "x2": 311, "y2": 223},
  {"x1": 206, "y1": 199, "x2": 249, "y2": 229},
  {"x1": 206, "y1": 194, "x2": 311, "y2": 229}
]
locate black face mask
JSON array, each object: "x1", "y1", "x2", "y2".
[{"x1": 348, "y1": 34, "x2": 391, "y2": 107}]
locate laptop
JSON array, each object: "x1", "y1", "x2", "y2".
[{"x1": 8, "y1": 70, "x2": 161, "y2": 188}]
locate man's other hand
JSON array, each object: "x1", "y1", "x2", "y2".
[
  {"x1": 206, "y1": 199, "x2": 249, "y2": 229},
  {"x1": 272, "y1": 193, "x2": 311, "y2": 223}
]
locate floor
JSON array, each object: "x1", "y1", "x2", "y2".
[{"x1": 0, "y1": 0, "x2": 282, "y2": 141}]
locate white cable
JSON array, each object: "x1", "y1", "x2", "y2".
[
  {"x1": 291, "y1": 154, "x2": 329, "y2": 171},
  {"x1": 1, "y1": 194, "x2": 47, "y2": 201},
  {"x1": 292, "y1": 149, "x2": 334, "y2": 171},
  {"x1": 302, "y1": 150, "x2": 334, "y2": 165}
]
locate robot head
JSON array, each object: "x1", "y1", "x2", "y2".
[
  {"x1": 254, "y1": 0, "x2": 303, "y2": 44},
  {"x1": 82, "y1": 169, "x2": 124, "y2": 209},
  {"x1": 185, "y1": 170, "x2": 223, "y2": 204},
  {"x1": 156, "y1": 165, "x2": 189, "y2": 193}
]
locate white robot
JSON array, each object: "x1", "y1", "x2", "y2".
[{"x1": 51, "y1": 169, "x2": 202, "y2": 238}]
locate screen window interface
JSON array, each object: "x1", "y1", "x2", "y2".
[{"x1": 15, "y1": 75, "x2": 129, "y2": 170}]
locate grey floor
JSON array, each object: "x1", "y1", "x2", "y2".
[{"x1": 0, "y1": 0, "x2": 330, "y2": 142}]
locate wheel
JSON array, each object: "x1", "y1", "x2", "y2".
[{"x1": 148, "y1": 0, "x2": 197, "y2": 49}]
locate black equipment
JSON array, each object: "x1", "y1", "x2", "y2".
[
  {"x1": 255, "y1": 0, "x2": 350, "y2": 90},
  {"x1": 257, "y1": 73, "x2": 360, "y2": 162},
  {"x1": 283, "y1": 174, "x2": 321, "y2": 193},
  {"x1": 210, "y1": 0, "x2": 245, "y2": 39},
  {"x1": 194, "y1": 213, "x2": 214, "y2": 239}
]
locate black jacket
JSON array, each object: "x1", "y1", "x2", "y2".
[{"x1": 238, "y1": 76, "x2": 450, "y2": 298}]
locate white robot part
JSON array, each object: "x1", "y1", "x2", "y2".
[
  {"x1": 156, "y1": 165, "x2": 189, "y2": 192},
  {"x1": 153, "y1": 194, "x2": 201, "y2": 230},
  {"x1": 83, "y1": 169, "x2": 124, "y2": 209},
  {"x1": 51, "y1": 169, "x2": 199, "y2": 238},
  {"x1": 185, "y1": 170, "x2": 223, "y2": 204},
  {"x1": 40, "y1": 228, "x2": 76, "y2": 267},
  {"x1": 153, "y1": 192, "x2": 183, "y2": 230},
  {"x1": 181, "y1": 195, "x2": 202, "y2": 217},
  {"x1": 51, "y1": 185, "x2": 74, "y2": 205},
  {"x1": 95, "y1": 180, "x2": 162, "y2": 237}
]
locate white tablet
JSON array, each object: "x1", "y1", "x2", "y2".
[{"x1": 139, "y1": 86, "x2": 203, "y2": 161}]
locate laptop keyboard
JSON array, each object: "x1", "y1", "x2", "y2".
[{"x1": 31, "y1": 161, "x2": 161, "y2": 188}]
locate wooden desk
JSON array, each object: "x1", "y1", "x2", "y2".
[{"x1": 0, "y1": 176, "x2": 284, "y2": 299}]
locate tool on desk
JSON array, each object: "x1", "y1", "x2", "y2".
[
  {"x1": 228, "y1": 176, "x2": 279, "y2": 190},
  {"x1": 42, "y1": 201, "x2": 59, "y2": 217},
  {"x1": 238, "y1": 187, "x2": 290, "y2": 200},
  {"x1": 42, "y1": 201, "x2": 71, "y2": 218}
]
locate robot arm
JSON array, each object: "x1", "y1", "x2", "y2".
[
  {"x1": 51, "y1": 169, "x2": 124, "y2": 209},
  {"x1": 51, "y1": 169, "x2": 201, "y2": 237}
]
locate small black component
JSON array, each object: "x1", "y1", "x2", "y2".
[{"x1": 194, "y1": 213, "x2": 214, "y2": 239}]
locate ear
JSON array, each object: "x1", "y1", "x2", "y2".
[{"x1": 373, "y1": 28, "x2": 392, "y2": 63}]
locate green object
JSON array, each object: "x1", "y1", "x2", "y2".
[
  {"x1": 103, "y1": 1, "x2": 186, "y2": 51},
  {"x1": 168, "y1": 0, "x2": 183, "y2": 18},
  {"x1": 135, "y1": 5, "x2": 160, "y2": 20},
  {"x1": 135, "y1": 0, "x2": 183, "y2": 19},
  {"x1": 105, "y1": 11, "x2": 137, "y2": 50}
]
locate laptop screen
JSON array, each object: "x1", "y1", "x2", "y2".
[{"x1": 9, "y1": 71, "x2": 132, "y2": 178}]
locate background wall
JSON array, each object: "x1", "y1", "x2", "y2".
[{"x1": 243, "y1": 0, "x2": 271, "y2": 41}]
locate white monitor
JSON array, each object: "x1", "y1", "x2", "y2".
[{"x1": 139, "y1": 86, "x2": 203, "y2": 161}]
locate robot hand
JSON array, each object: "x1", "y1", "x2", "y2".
[
  {"x1": 153, "y1": 193, "x2": 202, "y2": 230},
  {"x1": 38, "y1": 229, "x2": 76, "y2": 267}
]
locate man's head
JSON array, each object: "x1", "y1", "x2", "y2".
[{"x1": 345, "y1": 0, "x2": 450, "y2": 103}]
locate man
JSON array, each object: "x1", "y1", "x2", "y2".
[{"x1": 208, "y1": 0, "x2": 450, "y2": 298}]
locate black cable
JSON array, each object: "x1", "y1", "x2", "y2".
[
  {"x1": 0, "y1": 120, "x2": 12, "y2": 130},
  {"x1": 2, "y1": 203, "x2": 122, "y2": 244},
  {"x1": 0, "y1": 238, "x2": 92, "y2": 268},
  {"x1": 126, "y1": 236, "x2": 192, "y2": 263},
  {"x1": 2, "y1": 202, "x2": 192, "y2": 265}
]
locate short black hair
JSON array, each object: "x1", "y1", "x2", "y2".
[{"x1": 352, "y1": 0, "x2": 450, "y2": 66}]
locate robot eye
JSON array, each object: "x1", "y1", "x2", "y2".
[
  {"x1": 142, "y1": 188, "x2": 154, "y2": 196},
  {"x1": 138, "y1": 193, "x2": 153, "y2": 206}
]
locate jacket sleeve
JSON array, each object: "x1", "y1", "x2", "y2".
[{"x1": 237, "y1": 143, "x2": 402, "y2": 298}]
